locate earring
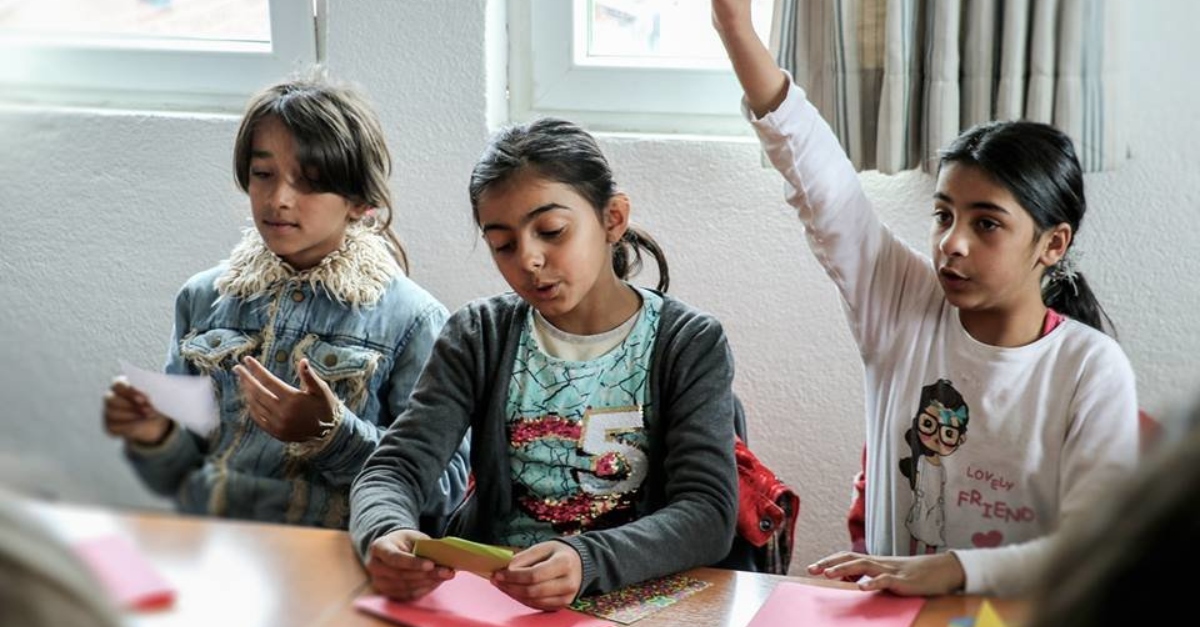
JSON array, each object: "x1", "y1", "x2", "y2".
[{"x1": 359, "y1": 208, "x2": 379, "y2": 230}]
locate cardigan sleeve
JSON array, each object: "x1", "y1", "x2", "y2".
[{"x1": 348, "y1": 304, "x2": 482, "y2": 560}]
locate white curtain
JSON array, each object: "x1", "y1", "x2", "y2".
[{"x1": 772, "y1": 0, "x2": 1127, "y2": 173}]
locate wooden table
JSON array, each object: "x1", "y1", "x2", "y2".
[
  {"x1": 19, "y1": 498, "x2": 1027, "y2": 626},
  {"x1": 628, "y1": 567, "x2": 1026, "y2": 627},
  {"x1": 320, "y1": 566, "x2": 1028, "y2": 627},
  {"x1": 20, "y1": 498, "x2": 369, "y2": 627}
]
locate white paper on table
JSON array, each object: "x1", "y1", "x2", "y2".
[{"x1": 119, "y1": 361, "x2": 219, "y2": 436}]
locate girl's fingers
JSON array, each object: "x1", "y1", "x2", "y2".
[
  {"x1": 858, "y1": 574, "x2": 890, "y2": 591},
  {"x1": 105, "y1": 421, "x2": 139, "y2": 437},
  {"x1": 825, "y1": 557, "x2": 892, "y2": 581},
  {"x1": 496, "y1": 579, "x2": 574, "y2": 611},
  {"x1": 297, "y1": 359, "x2": 331, "y2": 396},
  {"x1": 367, "y1": 568, "x2": 437, "y2": 586},
  {"x1": 105, "y1": 407, "x2": 147, "y2": 426},
  {"x1": 371, "y1": 549, "x2": 432, "y2": 572},
  {"x1": 105, "y1": 416, "x2": 165, "y2": 440},
  {"x1": 110, "y1": 379, "x2": 150, "y2": 407},
  {"x1": 368, "y1": 566, "x2": 453, "y2": 586},
  {"x1": 824, "y1": 561, "x2": 867, "y2": 579},
  {"x1": 504, "y1": 543, "x2": 554, "y2": 572},
  {"x1": 240, "y1": 356, "x2": 296, "y2": 397},
  {"x1": 104, "y1": 392, "x2": 140, "y2": 415},
  {"x1": 235, "y1": 364, "x2": 281, "y2": 407},
  {"x1": 247, "y1": 392, "x2": 275, "y2": 423},
  {"x1": 236, "y1": 381, "x2": 275, "y2": 431},
  {"x1": 246, "y1": 408, "x2": 273, "y2": 435},
  {"x1": 105, "y1": 392, "x2": 156, "y2": 425},
  {"x1": 808, "y1": 553, "x2": 851, "y2": 574},
  {"x1": 495, "y1": 541, "x2": 580, "y2": 608}
]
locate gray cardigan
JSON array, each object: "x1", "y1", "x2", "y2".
[{"x1": 349, "y1": 291, "x2": 738, "y2": 595}]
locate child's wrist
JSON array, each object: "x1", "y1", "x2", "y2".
[
  {"x1": 307, "y1": 400, "x2": 343, "y2": 441},
  {"x1": 131, "y1": 419, "x2": 175, "y2": 447},
  {"x1": 942, "y1": 551, "x2": 967, "y2": 593}
]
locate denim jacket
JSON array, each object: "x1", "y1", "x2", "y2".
[{"x1": 126, "y1": 226, "x2": 470, "y2": 529}]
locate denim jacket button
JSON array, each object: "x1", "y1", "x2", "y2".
[
  {"x1": 274, "y1": 350, "x2": 287, "y2": 363},
  {"x1": 291, "y1": 291, "x2": 305, "y2": 303},
  {"x1": 323, "y1": 354, "x2": 338, "y2": 367},
  {"x1": 208, "y1": 336, "x2": 221, "y2": 347}
]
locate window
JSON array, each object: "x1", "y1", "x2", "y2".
[
  {"x1": 0, "y1": 0, "x2": 318, "y2": 111},
  {"x1": 508, "y1": 0, "x2": 774, "y2": 135}
]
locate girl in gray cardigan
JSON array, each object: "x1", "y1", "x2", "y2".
[{"x1": 350, "y1": 118, "x2": 739, "y2": 610}]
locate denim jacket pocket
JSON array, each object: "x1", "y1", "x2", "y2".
[
  {"x1": 294, "y1": 334, "x2": 383, "y2": 415},
  {"x1": 180, "y1": 329, "x2": 260, "y2": 375}
]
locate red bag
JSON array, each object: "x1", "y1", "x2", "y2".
[{"x1": 734, "y1": 437, "x2": 800, "y2": 574}]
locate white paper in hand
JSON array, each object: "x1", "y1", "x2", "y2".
[{"x1": 119, "y1": 361, "x2": 219, "y2": 436}]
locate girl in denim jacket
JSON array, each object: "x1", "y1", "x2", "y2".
[{"x1": 102, "y1": 70, "x2": 470, "y2": 530}]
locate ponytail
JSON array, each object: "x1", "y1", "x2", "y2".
[
  {"x1": 613, "y1": 226, "x2": 670, "y2": 293},
  {"x1": 1043, "y1": 267, "x2": 1116, "y2": 337}
]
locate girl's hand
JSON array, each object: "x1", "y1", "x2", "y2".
[
  {"x1": 103, "y1": 376, "x2": 174, "y2": 445},
  {"x1": 807, "y1": 551, "x2": 966, "y2": 596},
  {"x1": 710, "y1": 0, "x2": 788, "y2": 118},
  {"x1": 493, "y1": 541, "x2": 583, "y2": 611},
  {"x1": 234, "y1": 356, "x2": 337, "y2": 442},
  {"x1": 711, "y1": 0, "x2": 754, "y2": 35},
  {"x1": 365, "y1": 529, "x2": 455, "y2": 601}
]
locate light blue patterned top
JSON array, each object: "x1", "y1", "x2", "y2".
[{"x1": 495, "y1": 288, "x2": 663, "y2": 546}]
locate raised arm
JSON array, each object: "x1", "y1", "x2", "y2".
[
  {"x1": 713, "y1": 0, "x2": 933, "y2": 357},
  {"x1": 712, "y1": 0, "x2": 787, "y2": 117}
]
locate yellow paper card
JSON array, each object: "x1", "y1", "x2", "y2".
[
  {"x1": 412, "y1": 536, "x2": 514, "y2": 576},
  {"x1": 975, "y1": 599, "x2": 1009, "y2": 627}
]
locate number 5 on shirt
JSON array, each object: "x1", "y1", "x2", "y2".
[{"x1": 579, "y1": 406, "x2": 647, "y2": 495}]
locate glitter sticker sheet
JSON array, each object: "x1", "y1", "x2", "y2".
[{"x1": 570, "y1": 574, "x2": 712, "y2": 624}]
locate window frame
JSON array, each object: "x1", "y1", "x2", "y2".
[
  {"x1": 508, "y1": 0, "x2": 753, "y2": 136},
  {"x1": 0, "y1": 0, "x2": 318, "y2": 112}
]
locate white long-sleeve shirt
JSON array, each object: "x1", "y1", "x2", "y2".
[{"x1": 748, "y1": 81, "x2": 1138, "y2": 596}]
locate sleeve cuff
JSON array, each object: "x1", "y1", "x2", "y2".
[
  {"x1": 741, "y1": 71, "x2": 805, "y2": 126},
  {"x1": 950, "y1": 549, "x2": 986, "y2": 594},
  {"x1": 287, "y1": 401, "x2": 347, "y2": 459},
  {"x1": 557, "y1": 537, "x2": 593, "y2": 599},
  {"x1": 950, "y1": 546, "x2": 1044, "y2": 597}
]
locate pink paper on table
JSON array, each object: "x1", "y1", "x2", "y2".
[
  {"x1": 74, "y1": 534, "x2": 175, "y2": 610},
  {"x1": 746, "y1": 582, "x2": 926, "y2": 627},
  {"x1": 355, "y1": 572, "x2": 613, "y2": 627}
]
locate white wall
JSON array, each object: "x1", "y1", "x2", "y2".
[{"x1": 2, "y1": 0, "x2": 1198, "y2": 573}]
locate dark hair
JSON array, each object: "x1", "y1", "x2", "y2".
[
  {"x1": 1027, "y1": 397, "x2": 1200, "y2": 627},
  {"x1": 232, "y1": 67, "x2": 408, "y2": 272},
  {"x1": 940, "y1": 121, "x2": 1114, "y2": 336},
  {"x1": 468, "y1": 117, "x2": 669, "y2": 292}
]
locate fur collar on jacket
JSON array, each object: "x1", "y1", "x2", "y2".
[{"x1": 215, "y1": 226, "x2": 401, "y2": 306}]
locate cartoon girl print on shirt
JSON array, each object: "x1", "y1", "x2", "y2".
[{"x1": 899, "y1": 379, "x2": 969, "y2": 554}]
